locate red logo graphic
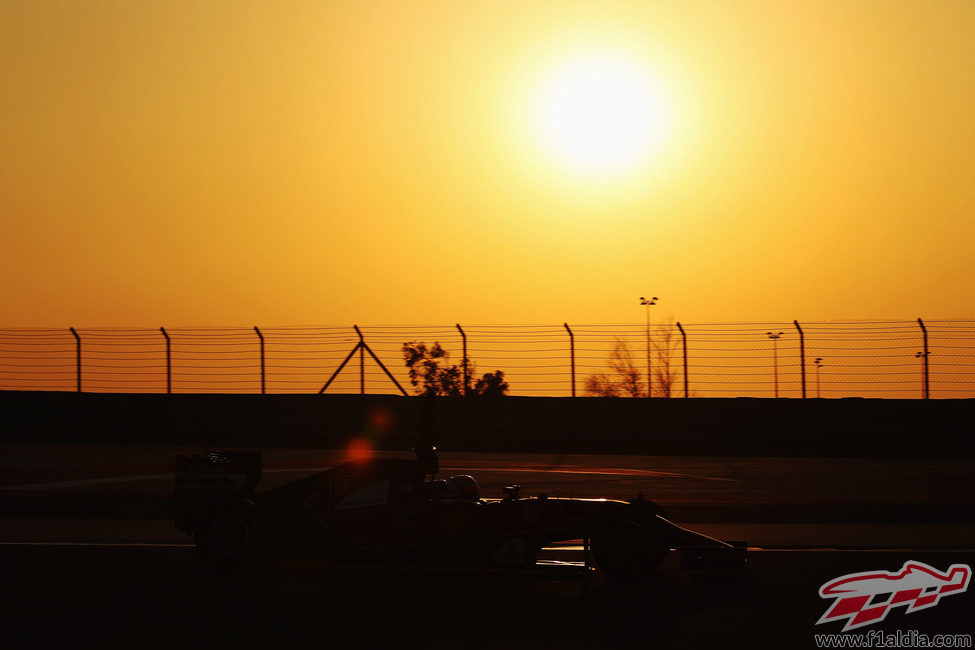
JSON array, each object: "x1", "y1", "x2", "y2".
[{"x1": 817, "y1": 561, "x2": 970, "y2": 631}]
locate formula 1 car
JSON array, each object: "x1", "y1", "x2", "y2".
[{"x1": 174, "y1": 447, "x2": 745, "y2": 576}]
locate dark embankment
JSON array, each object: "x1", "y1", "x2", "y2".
[{"x1": 2, "y1": 390, "x2": 972, "y2": 458}]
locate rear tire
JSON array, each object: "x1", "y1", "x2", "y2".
[
  {"x1": 591, "y1": 508, "x2": 669, "y2": 577},
  {"x1": 194, "y1": 499, "x2": 270, "y2": 569}
]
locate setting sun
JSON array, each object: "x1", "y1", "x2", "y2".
[{"x1": 530, "y1": 51, "x2": 671, "y2": 177}]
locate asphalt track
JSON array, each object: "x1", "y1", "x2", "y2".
[
  {"x1": 3, "y1": 445, "x2": 974, "y2": 543},
  {"x1": 1, "y1": 445, "x2": 973, "y2": 648},
  {"x1": 1, "y1": 545, "x2": 972, "y2": 650}
]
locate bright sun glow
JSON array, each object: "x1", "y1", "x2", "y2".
[{"x1": 531, "y1": 52, "x2": 671, "y2": 178}]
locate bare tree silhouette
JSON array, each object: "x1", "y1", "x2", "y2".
[
  {"x1": 584, "y1": 338, "x2": 644, "y2": 397},
  {"x1": 584, "y1": 327, "x2": 679, "y2": 397},
  {"x1": 583, "y1": 373, "x2": 619, "y2": 397}
]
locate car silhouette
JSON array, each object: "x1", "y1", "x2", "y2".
[{"x1": 175, "y1": 447, "x2": 745, "y2": 576}]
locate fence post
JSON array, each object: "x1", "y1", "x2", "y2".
[
  {"x1": 254, "y1": 326, "x2": 265, "y2": 394},
  {"x1": 69, "y1": 327, "x2": 81, "y2": 393},
  {"x1": 360, "y1": 341, "x2": 409, "y2": 396},
  {"x1": 794, "y1": 320, "x2": 806, "y2": 399},
  {"x1": 676, "y1": 322, "x2": 688, "y2": 398},
  {"x1": 456, "y1": 323, "x2": 468, "y2": 395},
  {"x1": 354, "y1": 325, "x2": 365, "y2": 395},
  {"x1": 160, "y1": 327, "x2": 171, "y2": 394},
  {"x1": 319, "y1": 341, "x2": 362, "y2": 395},
  {"x1": 563, "y1": 323, "x2": 575, "y2": 397},
  {"x1": 319, "y1": 326, "x2": 407, "y2": 396},
  {"x1": 917, "y1": 318, "x2": 929, "y2": 399}
]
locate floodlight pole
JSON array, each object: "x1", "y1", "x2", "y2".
[
  {"x1": 456, "y1": 323, "x2": 468, "y2": 396},
  {"x1": 794, "y1": 320, "x2": 806, "y2": 399},
  {"x1": 814, "y1": 357, "x2": 823, "y2": 398},
  {"x1": 767, "y1": 331, "x2": 783, "y2": 398},
  {"x1": 640, "y1": 296, "x2": 657, "y2": 398}
]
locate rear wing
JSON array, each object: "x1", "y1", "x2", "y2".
[{"x1": 174, "y1": 451, "x2": 262, "y2": 533}]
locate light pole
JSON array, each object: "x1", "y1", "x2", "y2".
[
  {"x1": 814, "y1": 357, "x2": 823, "y2": 398},
  {"x1": 640, "y1": 296, "x2": 657, "y2": 398},
  {"x1": 767, "y1": 331, "x2": 784, "y2": 398}
]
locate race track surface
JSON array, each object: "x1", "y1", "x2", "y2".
[
  {"x1": 1, "y1": 444, "x2": 973, "y2": 648},
  {"x1": 2, "y1": 444, "x2": 974, "y2": 542}
]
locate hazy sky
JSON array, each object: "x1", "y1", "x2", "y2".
[{"x1": 2, "y1": 0, "x2": 973, "y2": 327}]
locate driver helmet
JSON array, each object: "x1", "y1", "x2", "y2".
[{"x1": 444, "y1": 475, "x2": 480, "y2": 501}]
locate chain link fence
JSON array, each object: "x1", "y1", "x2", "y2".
[{"x1": 1, "y1": 320, "x2": 973, "y2": 398}]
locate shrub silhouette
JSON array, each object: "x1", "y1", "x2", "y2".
[{"x1": 402, "y1": 341, "x2": 508, "y2": 397}]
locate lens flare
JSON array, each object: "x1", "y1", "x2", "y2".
[{"x1": 345, "y1": 437, "x2": 375, "y2": 462}]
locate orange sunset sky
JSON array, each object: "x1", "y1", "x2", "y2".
[{"x1": 2, "y1": 0, "x2": 973, "y2": 328}]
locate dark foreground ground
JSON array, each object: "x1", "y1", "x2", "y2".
[
  {"x1": 1, "y1": 545, "x2": 972, "y2": 650},
  {"x1": 2, "y1": 390, "x2": 973, "y2": 649},
  {"x1": 1, "y1": 445, "x2": 974, "y2": 648}
]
